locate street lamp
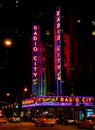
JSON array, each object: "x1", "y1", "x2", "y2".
[
  {"x1": 23, "y1": 87, "x2": 28, "y2": 99},
  {"x1": 24, "y1": 87, "x2": 28, "y2": 92},
  {"x1": 3, "y1": 38, "x2": 13, "y2": 48}
]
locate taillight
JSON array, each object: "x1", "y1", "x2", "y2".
[
  {"x1": 54, "y1": 118, "x2": 56, "y2": 120},
  {"x1": 43, "y1": 118, "x2": 46, "y2": 121}
]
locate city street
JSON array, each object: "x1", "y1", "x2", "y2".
[{"x1": 0, "y1": 122, "x2": 86, "y2": 130}]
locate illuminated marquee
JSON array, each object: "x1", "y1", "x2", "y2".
[{"x1": 22, "y1": 96, "x2": 94, "y2": 108}]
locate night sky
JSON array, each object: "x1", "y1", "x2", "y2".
[{"x1": 0, "y1": 0, "x2": 95, "y2": 101}]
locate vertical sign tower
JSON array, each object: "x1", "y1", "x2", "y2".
[
  {"x1": 32, "y1": 25, "x2": 41, "y2": 96},
  {"x1": 54, "y1": 7, "x2": 62, "y2": 95},
  {"x1": 32, "y1": 24, "x2": 46, "y2": 96}
]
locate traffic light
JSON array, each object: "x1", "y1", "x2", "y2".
[
  {"x1": 15, "y1": 104, "x2": 19, "y2": 109},
  {"x1": 14, "y1": 103, "x2": 19, "y2": 109}
]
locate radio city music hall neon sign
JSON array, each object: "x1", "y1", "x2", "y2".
[
  {"x1": 33, "y1": 25, "x2": 38, "y2": 83},
  {"x1": 56, "y1": 8, "x2": 61, "y2": 80},
  {"x1": 22, "y1": 96, "x2": 94, "y2": 108}
]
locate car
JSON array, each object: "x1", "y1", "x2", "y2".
[
  {"x1": 8, "y1": 115, "x2": 21, "y2": 123},
  {"x1": 0, "y1": 116, "x2": 8, "y2": 124},
  {"x1": 56, "y1": 115, "x2": 76, "y2": 125},
  {"x1": 34, "y1": 113, "x2": 56, "y2": 126},
  {"x1": 56, "y1": 116, "x2": 69, "y2": 125},
  {"x1": 67, "y1": 118, "x2": 76, "y2": 125},
  {"x1": 76, "y1": 116, "x2": 95, "y2": 129}
]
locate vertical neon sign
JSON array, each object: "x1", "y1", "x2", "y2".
[
  {"x1": 32, "y1": 24, "x2": 40, "y2": 96},
  {"x1": 54, "y1": 7, "x2": 62, "y2": 95}
]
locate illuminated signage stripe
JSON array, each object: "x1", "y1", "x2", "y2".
[
  {"x1": 22, "y1": 102, "x2": 93, "y2": 108},
  {"x1": 22, "y1": 96, "x2": 94, "y2": 108},
  {"x1": 32, "y1": 24, "x2": 40, "y2": 95},
  {"x1": 55, "y1": 6, "x2": 62, "y2": 95}
]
